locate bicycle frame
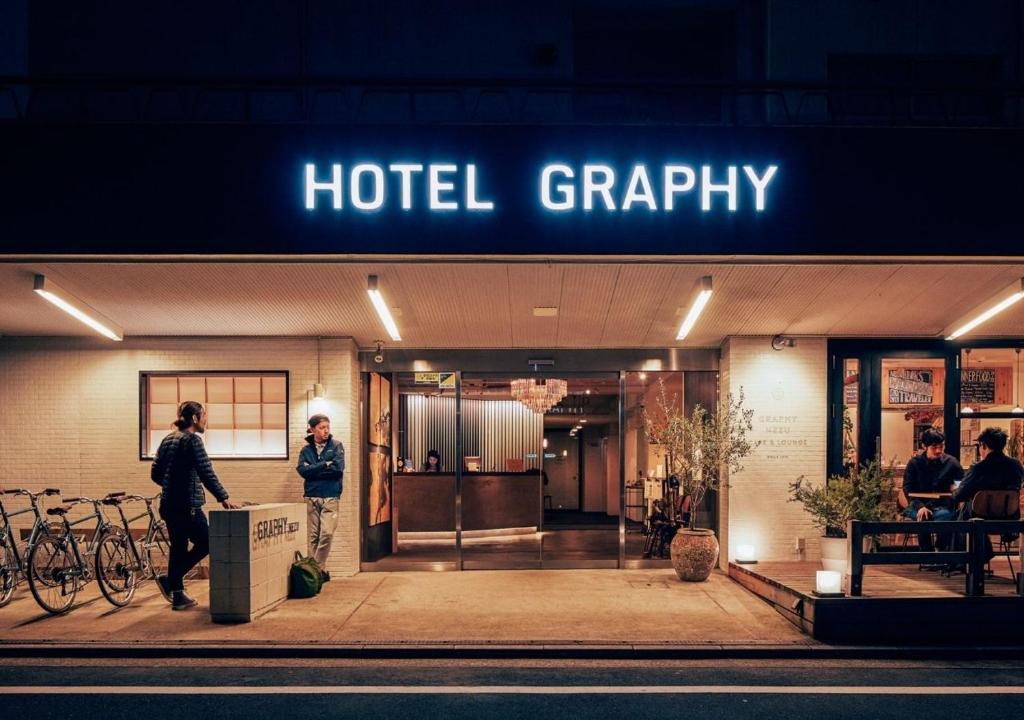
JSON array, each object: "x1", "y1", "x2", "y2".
[
  {"x1": 0, "y1": 488, "x2": 60, "y2": 580},
  {"x1": 54, "y1": 498, "x2": 117, "y2": 584},
  {"x1": 105, "y1": 494, "x2": 159, "y2": 576}
]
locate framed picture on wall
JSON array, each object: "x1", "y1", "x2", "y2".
[
  {"x1": 367, "y1": 449, "x2": 392, "y2": 526},
  {"x1": 369, "y1": 372, "x2": 382, "y2": 446}
]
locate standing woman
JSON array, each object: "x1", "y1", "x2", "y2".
[{"x1": 151, "y1": 400, "x2": 238, "y2": 610}]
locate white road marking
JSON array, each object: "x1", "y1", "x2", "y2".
[{"x1": 0, "y1": 685, "x2": 1023, "y2": 695}]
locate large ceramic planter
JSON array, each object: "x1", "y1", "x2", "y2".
[
  {"x1": 819, "y1": 536, "x2": 847, "y2": 573},
  {"x1": 670, "y1": 528, "x2": 720, "y2": 582}
]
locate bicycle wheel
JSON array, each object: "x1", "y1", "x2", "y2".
[
  {"x1": 27, "y1": 536, "x2": 77, "y2": 615},
  {"x1": 0, "y1": 533, "x2": 15, "y2": 608},
  {"x1": 95, "y1": 533, "x2": 137, "y2": 607}
]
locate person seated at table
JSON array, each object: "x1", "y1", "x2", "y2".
[
  {"x1": 902, "y1": 428, "x2": 963, "y2": 551},
  {"x1": 422, "y1": 449, "x2": 442, "y2": 472},
  {"x1": 948, "y1": 427, "x2": 1023, "y2": 566},
  {"x1": 952, "y1": 427, "x2": 1023, "y2": 517}
]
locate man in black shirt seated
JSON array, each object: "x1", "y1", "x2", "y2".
[
  {"x1": 952, "y1": 427, "x2": 1024, "y2": 515},
  {"x1": 902, "y1": 428, "x2": 963, "y2": 552}
]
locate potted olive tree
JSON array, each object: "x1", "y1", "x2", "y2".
[
  {"x1": 643, "y1": 380, "x2": 759, "y2": 582},
  {"x1": 788, "y1": 457, "x2": 897, "y2": 573}
]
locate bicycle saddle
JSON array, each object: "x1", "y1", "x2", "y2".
[{"x1": 46, "y1": 506, "x2": 70, "y2": 516}]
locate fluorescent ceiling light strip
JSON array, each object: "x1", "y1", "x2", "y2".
[
  {"x1": 945, "y1": 286, "x2": 1024, "y2": 340},
  {"x1": 33, "y1": 275, "x2": 123, "y2": 341},
  {"x1": 367, "y1": 275, "x2": 402, "y2": 341},
  {"x1": 676, "y1": 276, "x2": 713, "y2": 341}
]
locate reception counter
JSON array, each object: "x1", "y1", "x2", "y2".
[
  {"x1": 208, "y1": 503, "x2": 306, "y2": 623},
  {"x1": 393, "y1": 472, "x2": 540, "y2": 536}
]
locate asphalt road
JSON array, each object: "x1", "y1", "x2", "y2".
[{"x1": 1, "y1": 658, "x2": 1022, "y2": 720}]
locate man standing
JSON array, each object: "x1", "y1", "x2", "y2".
[
  {"x1": 296, "y1": 414, "x2": 344, "y2": 581},
  {"x1": 151, "y1": 400, "x2": 238, "y2": 611},
  {"x1": 902, "y1": 428, "x2": 963, "y2": 552}
]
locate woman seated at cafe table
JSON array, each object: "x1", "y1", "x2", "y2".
[{"x1": 902, "y1": 428, "x2": 964, "y2": 552}]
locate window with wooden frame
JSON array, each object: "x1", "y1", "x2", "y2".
[{"x1": 141, "y1": 371, "x2": 288, "y2": 459}]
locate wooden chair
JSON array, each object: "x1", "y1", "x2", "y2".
[{"x1": 970, "y1": 489, "x2": 1021, "y2": 584}]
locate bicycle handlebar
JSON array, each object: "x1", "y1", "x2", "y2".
[{"x1": 1, "y1": 488, "x2": 62, "y2": 498}]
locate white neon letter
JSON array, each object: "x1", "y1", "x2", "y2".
[
  {"x1": 701, "y1": 165, "x2": 737, "y2": 212},
  {"x1": 583, "y1": 164, "x2": 616, "y2": 211},
  {"x1": 465, "y1": 164, "x2": 494, "y2": 211},
  {"x1": 742, "y1": 165, "x2": 778, "y2": 211},
  {"x1": 305, "y1": 163, "x2": 343, "y2": 210},
  {"x1": 663, "y1": 165, "x2": 696, "y2": 211},
  {"x1": 621, "y1": 164, "x2": 657, "y2": 211},
  {"x1": 350, "y1": 164, "x2": 385, "y2": 211},
  {"x1": 389, "y1": 163, "x2": 423, "y2": 210},
  {"x1": 429, "y1": 164, "x2": 458, "y2": 210},
  {"x1": 540, "y1": 164, "x2": 575, "y2": 211}
]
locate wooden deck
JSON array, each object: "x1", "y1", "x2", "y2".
[{"x1": 729, "y1": 561, "x2": 1024, "y2": 644}]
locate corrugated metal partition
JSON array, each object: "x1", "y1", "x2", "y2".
[{"x1": 400, "y1": 395, "x2": 543, "y2": 472}]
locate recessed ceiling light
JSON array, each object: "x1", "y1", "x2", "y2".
[
  {"x1": 367, "y1": 275, "x2": 401, "y2": 342},
  {"x1": 677, "y1": 276, "x2": 713, "y2": 341},
  {"x1": 945, "y1": 277, "x2": 1024, "y2": 340},
  {"x1": 533, "y1": 307, "x2": 558, "y2": 317}
]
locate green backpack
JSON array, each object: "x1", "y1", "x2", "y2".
[{"x1": 289, "y1": 552, "x2": 324, "y2": 598}]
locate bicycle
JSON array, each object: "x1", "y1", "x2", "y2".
[
  {"x1": 0, "y1": 487, "x2": 62, "y2": 607},
  {"x1": 26, "y1": 492, "x2": 127, "y2": 614},
  {"x1": 97, "y1": 492, "x2": 192, "y2": 605}
]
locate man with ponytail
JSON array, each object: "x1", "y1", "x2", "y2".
[{"x1": 151, "y1": 400, "x2": 239, "y2": 610}]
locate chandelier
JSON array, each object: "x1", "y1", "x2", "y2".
[{"x1": 510, "y1": 378, "x2": 568, "y2": 414}]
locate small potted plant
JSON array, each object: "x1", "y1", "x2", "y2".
[
  {"x1": 788, "y1": 456, "x2": 897, "y2": 573},
  {"x1": 643, "y1": 379, "x2": 759, "y2": 582}
]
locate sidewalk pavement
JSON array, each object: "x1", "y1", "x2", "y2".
[{"x1": 0, "y1": 568, "x2": 817, "y2": 656}]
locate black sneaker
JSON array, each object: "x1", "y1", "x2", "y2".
[
  {"x1": 171, "y1": 590, "x2": 198, "y2": 611},
  {"x1": 156, "y1": 575, "x2": 173, "y2": 603},
  {"x1": 321, "y1": 570, "x2": 331, "y2": 583}
]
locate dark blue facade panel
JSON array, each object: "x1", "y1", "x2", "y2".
[{"x1": 0, "y1": 125, "x2": 1020, "y2": 256}]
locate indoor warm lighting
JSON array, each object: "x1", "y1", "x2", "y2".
[
  {"x1": 542, "y1": 438, "x2": 549, "y2": 449},
  {"x1": 815, "y1": 570, "x2": 843, "y2": 596},
  {"x1": 1013, "y1": 349, "x2": 1023, "y2": 415},
  {"x1": 562, "y1": 449, "x2": 568, "y2": 457},
  {"x1": 510, "y1": 377, "x2": 568, "y2": 414},
  {"x1": 945, "y1": 277, "x2": 1024, "y2": 340},
  {"x1": 33, "y1": 274, "x2": 123, "y2": 341},
  {"x1": 312, "y1": 383, "x2": 326, "y2": 400},
  {"x1": 735, "y1": 544, "x2": 757, "y2": 564},
  {"x1": 367, "y1": 275, "x2": 402, "y2": 341},
  {"x1": 676, "y1": 275, "x2": 713, "y2": 341},
  {"x1": 961, "y1": 349, "x2": 976, "y2": 414}
]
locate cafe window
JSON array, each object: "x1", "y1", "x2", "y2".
[
  {"x1": 141, "y1": 372, "x2": 288, "y2": 459},
  {"x1": 959, "y1": 348, "x2": 1024, "y2": 469}
]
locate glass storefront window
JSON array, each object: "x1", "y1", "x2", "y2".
[
  {"x1": 879, "y1": 357, "x2": 946, "y2": 468},
  {"x1": 959, "y1": 347, "x2": 1024, "y2": 469},
  {"x1": 842, "y1": 358, "x2": 859, "y2": 469}
]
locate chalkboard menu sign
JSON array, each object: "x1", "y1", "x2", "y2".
[
  {"x1": 888, "y1": 368, "x2": 934, "y2": 405},
  {"x1": 961, "y1": 369, "x2": 996, "y2": 404}
]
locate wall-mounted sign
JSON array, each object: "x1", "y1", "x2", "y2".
[
  {"x1": 961, "y1": 369, "x2": 997, "y2": 404},
  {"x1": 304, "y1": 162, "x2": 778, "y2": 214},
  {"x1": 887, "y1": 368, "x2": 934, "y2": 405},
  {"x1": 5, "y1": 125, "x2": 1024, "y2": 256},
  {"x1": 414, "y1": 372, "x2": 440, "y2": 384}
]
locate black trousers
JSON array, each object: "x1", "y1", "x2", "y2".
[{"x1": 160, "y1": 505, "x2": 209, "y2": 592}]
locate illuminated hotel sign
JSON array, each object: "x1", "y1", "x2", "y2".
[{"x1": 304, "y1": 162, "x2": 778, "y2": 213}]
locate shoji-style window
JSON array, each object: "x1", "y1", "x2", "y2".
[{"x1": 141, "y1": 372, "x2": 288, "y2": 459}]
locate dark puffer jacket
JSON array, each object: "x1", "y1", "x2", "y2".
[{"x1": 150, "y1": 430, "x2": 230, "y2": 510}]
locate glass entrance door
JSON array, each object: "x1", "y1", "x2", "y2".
[
  {"x1": 540, "y1": 373, "x2": 620, "y2": 569},
  {"x1": 829, "y1": 344, "x2": 955, "y2": 476}
]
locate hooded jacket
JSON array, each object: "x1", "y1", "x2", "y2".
[{"x1": 297, "y1": 433, "x2": 345, "y2": 498}]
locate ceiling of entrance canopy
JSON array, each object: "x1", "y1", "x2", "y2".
[{"x1": 1, "y1": 261, "x2": 1023, "y2": 347}]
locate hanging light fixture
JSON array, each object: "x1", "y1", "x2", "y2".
[
  {"x1": 1013, "y1": 349, "x2": 1023, "y2": 415},
  {"x1": 510, "y1": 377, "x2": 568, "y2": 414},
  {"x1": 312, "y1": 336, "x2": 325, "y2": 400},
  {"x1": 961, "y1": 349, "x2": 974, "y2": 414}
]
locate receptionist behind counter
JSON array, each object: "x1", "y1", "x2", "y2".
[{"x1": 422, "y1": 449, "x2": 442, "y2": 472}]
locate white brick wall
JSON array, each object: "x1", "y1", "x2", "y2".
[
  {"x1": 720, "y1": 337, "x2": 827, "y2": 564},
  {"x1": 0, "y1": 336, "x2": 361, "y2": 577}
]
